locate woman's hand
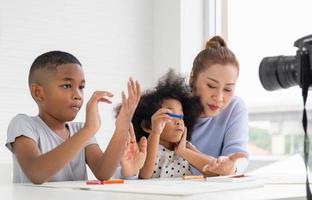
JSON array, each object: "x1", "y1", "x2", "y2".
[
  {"x1": 202, "y1": 152, "x2": 247, "y2": 176},
  {"x1": 120, "y1": 123, "x2": 147, "y2": 177}
]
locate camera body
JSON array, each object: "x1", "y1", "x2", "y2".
[
  {"x1": 259, "y1": 36, "x2": 312, "y2": 198},
  {"x1": 259, "y1": 35, "x2": 312, "y2": 91}
]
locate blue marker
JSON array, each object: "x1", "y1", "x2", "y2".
[{"x1": 166, "y1": 113, "x2": 184, "y2": 119}]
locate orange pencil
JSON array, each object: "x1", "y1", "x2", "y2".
[
  {"x1": 102, "y1": 179, "x2": 124, "y2": 184},
  {"x1": 86, "y1": 179, "x2": 124, "y2": 185}
]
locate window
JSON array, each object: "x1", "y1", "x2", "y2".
[{"x1": 227, "y1": 0, "x2": 312, "y2": 156}]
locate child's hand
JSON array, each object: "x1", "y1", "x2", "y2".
[
  {"x1": 115, "y1": 78, "x2": 141, "y2": 131},
  {"x1": 84, "y1": 91, "x2": 114, "y2": 134},
  {"x1": 202, "y1": 152, "x2": 247, "y2": 176},
  {"x1": 151, "y1": 108, "x2": 172, "y2": 135},
  {"x1": 174, "y1": 127, "x2": 187, "y2": 156},
  {"x1": 121, "y1": 123, "x2": 147, "y2": 177}
]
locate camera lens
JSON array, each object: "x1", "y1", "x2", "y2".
[{"x1": 259, "y1": 56, "x2": 298, "y2": 91}]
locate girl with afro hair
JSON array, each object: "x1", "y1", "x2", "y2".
[{"x1": 131, "y1": 70, "x2": 218, "y2": 179}]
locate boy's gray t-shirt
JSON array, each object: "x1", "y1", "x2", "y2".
[{"x1": 5, "y1": 114, "x2": 97, "y2": 183}]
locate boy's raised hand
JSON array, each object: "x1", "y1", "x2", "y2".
[
  {"x1": 120, "y1": 123, "x2": 147, "y2": 177},
  {"x1": 115, "y1": 78, "x2": 141, "y2": 130},
  {"x1": 84, "y1": 91, "x2": 114, "y2": 134},
  {"x1": 84, "y1": 79, "x2": 140, "y2": 180}
]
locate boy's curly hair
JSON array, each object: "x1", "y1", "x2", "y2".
[{"x1": 131, "y1": 69, "x2": 203, "y2": 142}]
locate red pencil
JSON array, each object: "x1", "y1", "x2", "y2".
[{"x1": 86, "y1": 180, "x2": 102, "y2": 185}]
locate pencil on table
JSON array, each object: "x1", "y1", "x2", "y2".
[
  {"x1": 182, "y1": 175, "x2": 205, "y2": 180},
  {"x1": 102, "y1": 179, "x2": 125, "y2": 184},
  {"x1": 86, "y1": 179, "x2": 125, "y2": 185}
]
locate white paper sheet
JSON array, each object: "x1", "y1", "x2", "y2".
[{"x1": 23, "y1": 178, "x2": 263, "y2": 196}]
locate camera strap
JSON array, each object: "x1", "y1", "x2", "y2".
[{"x1": 302, "y1": 71, "x2": 312, "y2": 199}]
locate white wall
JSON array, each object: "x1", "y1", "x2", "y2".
[
  {"x1": 153, "y1": 0, "x2": 205, "y2": 80},
  {"x1": 153, "y1": 0, "x2": 181, "y2": 82},
  {"x1": 180, "y1": 0, "x2": 204, "y2": 75},
  {"x1": 0, "y1": 0, "x2": 154, "y2": 163},
  {"x1": 0, "y1": 0, "x2": 203, "y2": 162},
  {"x1": 0, "y1": 0, "x2": 205, "y2": 174}
]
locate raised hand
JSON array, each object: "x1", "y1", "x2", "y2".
[
  {"x1": 115, "y1": 78, "x2": 141, "y2": 131},
  {"x1": 84, "y1": 91, "x2": 114, "y2": 134},
  {"x1": 202, "y1": 152, "x2": 247, "y2": 176},
  {"x1": 120, "y1": 123, "x2": 147, "y2": 177},
  {"x1": 150, "y1": 108, "x2": 173, "y2": 135}
]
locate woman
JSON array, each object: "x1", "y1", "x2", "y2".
[
  {"x1": 189, "y1": 35, "x2": 248, "y2": 176},
  {"x1": 120, "y1": 35, "x2": 248, "y2": 177}
]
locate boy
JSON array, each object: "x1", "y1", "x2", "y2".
[{"x1": 5, "y1": 51, "x2": 146, "y2": 183}]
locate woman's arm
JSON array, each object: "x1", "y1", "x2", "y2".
[
  {"x1": 175, "y1": 129, "x2": 218, "y2": 176},
  {"x1": 202, "y1": 152, "x2": 247, "y2": 176},
  {"x1": 178, "y1": 148, "x2": 218, "y2": 176},
  {"x1": 221, "y1": 97, "x2": 249, "y2": 174}
]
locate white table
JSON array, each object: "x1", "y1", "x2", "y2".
[
  {"x1": 0, "y1": 182, "x2": 307, "y2": 200},
  {"x1": 0, "y1": 155, "x2": 309, "y2": 200}
]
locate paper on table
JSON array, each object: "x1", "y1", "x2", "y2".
[
  {"x1": 23, "y1": 178, "x2": 263, "y2": 196},
  {"x1": 205, "y1": 175, "x2": 256, "y2": 183}
]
